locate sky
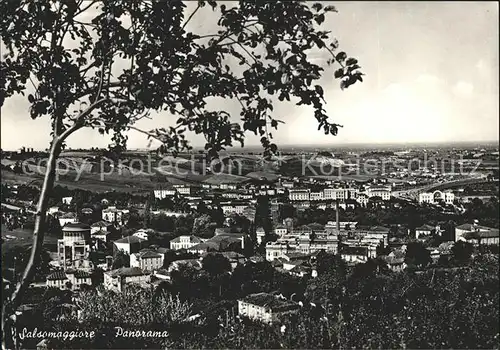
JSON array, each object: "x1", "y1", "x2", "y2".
[{"x1": 1, "y1": 1, "x2": 499, "y2": 151}]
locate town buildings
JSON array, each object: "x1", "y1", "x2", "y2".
[
  {"x1": 455, "y1": 222, "x2": 500, "y2": 245},
  {"x1": 113, "y1": 235, "x2": 147, "y2": 255},
  {"x1": 366, "y1": 185, "x2": 392, "y2": 200},
  {"x1": 419, "y1": 190, "x2": 455, "y2": 205},
  {"x1": 58, "y1": 212, "x2": 78, "y2": 227},
  {"x1": 46, "y1": 270, "x2": 92, "y2": 290},
  {"x1": 57, "y1": 222, "x2": 92, "y2": 271},
  {"x1": 90, "y1": 220, "x2": 114, "y2": 243},
  {"x1": 104, "y1": 267, "x2": 150, "y2": 292},
  {"x1": 170, "y1": 235, "x2": 205, "y2": 250},
  {"x1": 130, "y1": 249, "x2": 165, "y2": 271},
  {"x1": 238, "y1": 293, "x2": 300, "y2": 324},
  {"x1": 102, "y1": 206, "x2": 129, "y2": 224}
]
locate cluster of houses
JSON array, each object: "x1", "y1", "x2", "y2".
[{"x1": 30, "y1": 174, "x2": 499, "y2": 325}]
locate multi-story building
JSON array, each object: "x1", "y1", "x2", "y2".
[
  {"x1": 174, "y1": 185, "x2": 193, "y2": 196},
  {"x1": 133, "y1": 229, "x2": 151, "y2": 241},
  {"x1": 221, "y1": 201, "x2": 249, "y2": 215},
  {"x1": 265, "y1": 242, "x2": 291, "y2": 261},
  {"x1": 102, "y1": 206, "x2": 129, "y2": 224},
  {"x1": 130, "y1": 249, "x2": 164, "y2": 271},
  {"x1": 90, "y1": 220, "x2": 114, "y2": 243},
  {"x1": 46, "y1": 270, "x2": 92, "y2": 291},
  {"x1": 274, "y1": 225, "x2": 288, "y2": 237},
  {"x1": 153, "y1": 188, "x2": 176, "y2": 199},
  {"x1": 415, "y1": 224, "x2": 435, "y2": 239},
  {"x1": 265, "y1": 231, "x2": 338, "y2": 261},
  {"x1": 323, "y1": 188, "x2": 348, "y2": 201},
  {"x1": 455, "y1": 222, "x2": 500, "y2": 245},
  {"x1": 340, "y1": 245, "x2": 377, "y2": 265},
  {"x1": 58, "y1": 212, "x2": 78, "y2": 227},
  {"x1": 91, "y1": 220, "x2": 113, "y2": 235},
  {"x1": 310, "y1": 192, "x2": 324, "y2": 201},
  {"x1": 113, "y1": 235, "x2": 147, "y2": 255},
  {"x1": 419, "y1": 190, "x2": 454, "y2": 205},
  {"x1": 289, "y1": 189, "x2": 310, "y2": 201},
  {"x1": 366, "y1": 186, "x2": 392, "y2": 200},
  {"x1": 356, "y1": 193, "x2": 369, "y2": 206},
  {"x1": 361, "y1": 226, "x2": 390, "y2": 246},
  {"x1": 57, "y1": 222, "x2": 92, "y2": 271},
  {"x1": 170, "y1": 235, "x2": 204, "y2": 250},
  {"x1": 238, "y1": 293, "x2": 300, "y2": 324},
  {"x1": 104, "y1": 267, "x2": 150, "y2": 293}
]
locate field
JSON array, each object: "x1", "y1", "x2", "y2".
[{"x1": 1, "y1": 225, "x2": 59, "y2": 254}]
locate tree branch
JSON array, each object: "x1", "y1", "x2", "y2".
[
  {"x1": 2, "y1": 96, "x2": 108, "y2": 341},
  {"x1": 75, "y1": 0, "x2": 98, "y2": 16},
  {"x1": 59, "y1": 97, "x2": 109, "y2": 141},
  {"x1": 182, "y1": 4, "x2": 201, "y2": 30}
]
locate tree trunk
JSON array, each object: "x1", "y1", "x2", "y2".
[{"x1": 2, "y1": 140, "x2": 61, "y2": 350}]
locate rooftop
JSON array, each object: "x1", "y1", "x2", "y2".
[
  {"x1": 114, "y1": 235, "x2": 146, "y2": 245},
  {"x1": 91, "y1": 220, "x2": 113, "y2": 228},
  {"x1": 170, "y1": 235, "x2": 204, "y2": 244},
  {"x1": 136, "y1": 250, "x2": 163, "y2": 259},
  {"x1": 106, "y1": 267, "x2": 148, "y2": 278},
  {"x1": 47, "y1": 271, "x2": 68, "y2": 281},
  {"x1": 241, "y1": 293, "x2": 300, "y2": 312},
  {"x1": 62, "y1": 222, "x2": 90, "y2": 231}
]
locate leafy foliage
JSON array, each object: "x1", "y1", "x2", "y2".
[
  {"x1": 29, "y1": 253, "x2": 500, "y2": 349},
  {"x1": 1, "y1": 0, "x2": 361, "y2": 158},
  {"x1": 112, "y1": 249, "x2": 130, "y2": 269},
  {"x1": 404, "y1": 241, "x2": 431, "y2": 268}
]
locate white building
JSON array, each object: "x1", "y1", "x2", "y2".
[
  {"x1": 340, "y1": 245, "x2": 377, "y2": 265},
  {"x1": 418, "y1": 190, "x2": 454, "y2": 205},
  {"x1": 274, "y1": 225, "x2": 288, "y2": 237},
  {"x1": 174, "y1": 185, "x2": 192, "y2": 196},
  {"x1": 356, "y1": 193, "x2": 369, "y2": 206},
  {"x1": 90, "y1": 220, "x2": 113, "y2": 243},
  {"x1": 130, "y1": 249, "x2": 164, "y2": 271},
  {"x1": 102, "y1": 206, "x2": 129, "y2": 224},
  {"x1": 62, "y1": 197, "x2": 73, "y2": 205},
  {"x1": 113, "y1": 235, "x2": 147, "y2": 255},
  {"x1": 265, "y1": 231, "x2": 338, "y2": 261},
  {"x1": 289, "y1": 189, "x2": 310, "y2": 201},
  {"x1": 153, "y1": 189, "x2": 176, "y2": 199},
  {"x1": 170, "y1": 235, "x2": 204, "y2": 250},
  {"x1": 310, "y1": 192, "x2": 324, "y2": 201},
  {"x1": 46, "y1": 270, "x2": 92, "y2": 291},
  {"x1": 58, "y1": 212, "x2": 78, "y2": 227},
  {"x1": 133, "y1": 229, "x2": 151, "y2": 241},
  {"x1": 323, "y1": 188, "x2": 347, "y2": 200},
  {"x1": 221, "y1": 202, "x2": 248, "y2": 215},
  {"x1": 58, "y1": 222, "x2": 92, "y2": 271},
  {"x1": 455, "y1": 222, "x2": 500, "y2": 245},
  {"x1": 366, "y1": 186, "x2": 392, "y2": 200},
  {"x1": 90, "y1": 220, "x2": 113, "y2": 234},
  {"x1": 238, "y1": 293, "x2": 300, "y2": 324}
]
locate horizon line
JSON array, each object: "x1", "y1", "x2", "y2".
[{"x1": 2, "y1": 140, "x2": 498, "y2": 152}]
